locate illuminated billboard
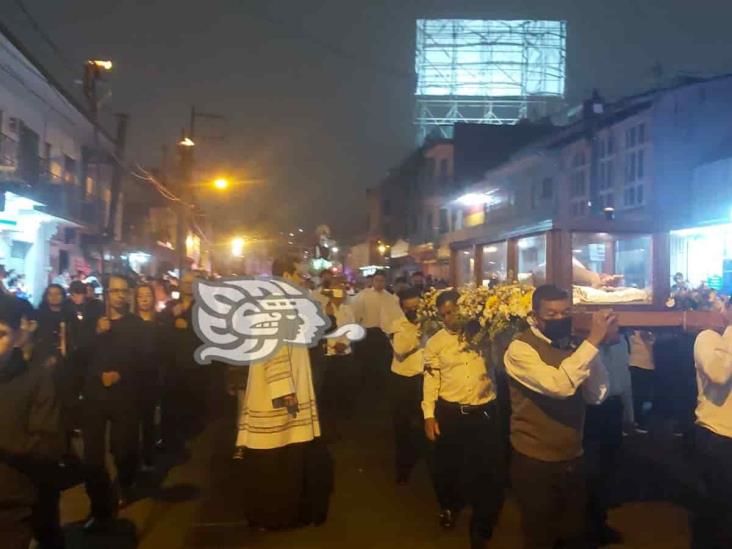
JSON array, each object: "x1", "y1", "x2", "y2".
[
  {"x1": 414, "y1": 19, "x2": 566, "y2": 141},
  {"x1": 415, "y1": 19, "x2": 566, "y2": 97}
]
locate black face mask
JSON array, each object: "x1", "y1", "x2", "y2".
[
  {"x1": 404, "y1": 309, "x2": 418, "y2": 323},
  {"x1": 539, "y1": 316, "x2": 572, "y2": 342}
]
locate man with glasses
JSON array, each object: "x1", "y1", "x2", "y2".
[
  {"x1": 82, "y1": 275, "x2": 146, "y2": 532},
  {"x1": 504, "y1": 285, "x2": 612, "y2": 548}
]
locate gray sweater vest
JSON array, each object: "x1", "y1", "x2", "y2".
[{"x1": 509, "y1": 330, "x2": 585, "y2": 462}]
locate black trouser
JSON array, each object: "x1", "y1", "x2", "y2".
[
  {"x1": 32, "y1": 482, "x2": 63, "y2": 549},
  {"x1": 432, "y1": 399, "x2": 505, "y2": 540},
  {"x1": 0, "y1": 520, "x2": 32, "y2": 549},
  {"x1": 355, "y1": 328, "x2": 391, "y2": 387},
  {"x1": 83, "y1": 398, "x2": 139, "y2": 519},
  {"x1": 140, "y1": 393, "x2": 158, "y2": 466},
  {"x1": 630, "y1": 366, "x2": 654, "y2": 428},
  {"x1": 321, "y1": 354, "x2": 358, "y2": 424},
  {"x1": 162, "y1": 367, "x2": 208, "y2": 448},
  {"x1": 511, "y1": 450, "x2": 586, "y2": 549},
  {"x1": 584, "y1": 395, "x2": 623, "y2": 539},
  {"x1": 693, "y1": 425, "x2": 732, "y2": 549},
  {"x1": 391, "y1": 372, "x2": 424, "y2": 478}
]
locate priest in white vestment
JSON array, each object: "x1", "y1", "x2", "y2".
[{"x1": 236, "y1": 255, "x2": 332, "y2": 530}]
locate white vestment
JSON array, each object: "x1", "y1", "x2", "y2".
[{"x1": 237, "y1": 345, "x2": 321, "y2": 450}]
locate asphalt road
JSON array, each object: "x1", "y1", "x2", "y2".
[{"x1": 60, "y1": 380, "x2": 695, "y2": 549}]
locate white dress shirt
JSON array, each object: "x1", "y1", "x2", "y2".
[
  {"x1": 599, "y1": 339, "x2": 634, "y2": 424},
  {"x1": 351, "y1": 288, "x2": 400, "y2": 330},
  {"x1": 629, "y1": 330, "x2": 655, "y2": 370},
  {"x1": 421, "y1": 329, "x2": 496, "y2": 419},
  {"x1": 504, "y1": 327, "x2": 609, "y2": 404},
  {"x1": 323, "y1": 302, "x2": 355, "y2": 356},
  {"x1": 694, "y1": 326, "x2": 732, "y2": 438},
  {"x1": 387, "y1": 316, "x2": 425, "y2": 378}
]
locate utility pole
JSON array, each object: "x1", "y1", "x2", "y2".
[
  {"x1": 177, "y1": 130, "x2": 194, "y2": 276},
  {"x1": 106, "y1": 113, "x2": 129, "y2": 241},
  {"x1": 83, "y1": 59, "x2": 113, "y2": 275}
]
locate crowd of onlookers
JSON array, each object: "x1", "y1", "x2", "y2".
[{"x1": 0, "y1": 268, "x2": 213, "y2": 549}]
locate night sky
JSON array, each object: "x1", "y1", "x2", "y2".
[{"x1": 4, "y1": 0, "x2": 732, "y2": 242}]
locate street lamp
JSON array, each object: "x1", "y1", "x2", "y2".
[
  {"x1": 231, "y1": 237, "x2": 245, "y2": 257},
  {"x1": 378, "y1": 244, "x2": 387, "y2": 255},
  {"x1": 179, "y1": 137, "x2": 195, "y2": 147},
  {"x1": 90, "y1": 60, "x2": 113, "y2": 70},
  {"x1": 213, "y1": 178, "x2": 229, "y2": 191}
]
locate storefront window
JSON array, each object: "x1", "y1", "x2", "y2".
[
  {"x1": 455, "y1": 248, "x2": 475, "y2": 287},
  {"x1": 670, "y1": 223, "x2": 732, "y2": 293},
  {"x1": 517, "y1": 234, "x2": 547, "y2": 286},
  {"x1": 482, "y1": 241, "x2": 507, "y2": 286},
  {"x1": 572, "y1": 232, "x2": 652, "y2": 304}
]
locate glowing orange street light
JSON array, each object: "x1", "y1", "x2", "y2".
[
  {"x1": 179, "y1": 137, "x2": 195, "y2": 147},
  {"x1": 213, "y1": 178, "x2": 230, "y2": 191},
  {"x1": 90, "y1": 60, "x2": 113, "y2": 70}
]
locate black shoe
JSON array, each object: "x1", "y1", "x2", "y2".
[
  {"x1": 83, "y1": 516, "x2": 113, "y2": 533},
  {"x1": 599, "y1": 526, "x2": 623, "y2": 545},
  {"x1": 118, "y1": 485, "x2": 136, "y2": 510},
  {"x1": 396, "y1": 471, "x2": 409, "y2": 485},
  {"x1": 439, "y1": 509, "x2": 458, "y2": 530}
]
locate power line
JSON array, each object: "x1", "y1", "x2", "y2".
[
  {"x1": 12, "y1": 0, "x2": 77, "y2": 74},
  {"x1": 240, "y1": 4, "x2": 413, "y2": 81}
]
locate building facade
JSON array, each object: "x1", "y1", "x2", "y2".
[{"x1": 0, "y1": 28, "x2": 118, "y2": 302}]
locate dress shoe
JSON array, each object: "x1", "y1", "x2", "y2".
[
  {"x1": 599, "y1": 525, "x2": 623, "y2": 545},
  {"x1": 118, "y1": 485, "x2": 136, "y2": 510},
  {"x1": 83, "y1": 516, "x2": 113, "y2": 533},
  {"x1": 439, "y1": 509, "x2": 458, "y2": 530}
]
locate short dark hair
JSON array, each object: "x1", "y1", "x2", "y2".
[
  {"x1": 69, "y1": 280, "x2": 87, "y2": 295},
  {"x1": 272, "y1": 255, "x2": 299, "y2": 278},
  {"x1": 436, "y1": 289, "x2": 460, "y2": 310},
  {"x1": 373, "y1": 269, "x2": 387, "y2": 279},
  {"x1": 411, "y1": 271, "x2": 424, "y2": 278},
  {"x1": 320, "y1": 269, "x2": 332, "y2": 277},
  {"x1": 104, "y1": 274, "x2": 130, "y2": 292},
  {"x1": 0, "y1": 295, "x2": 23, "y2": 330},
  {"x1": 398, "y1": 287, "x2": 422, "y2": 304},
  {"x1": 395, "y1": 276, "x2": 407, "y2": 284},
  {"x1": 532, "y1": 285, "x2": 569, "y2": 312}
]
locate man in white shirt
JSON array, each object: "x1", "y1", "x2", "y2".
[
  {"x1": 311, "y1": 269, "x2": 333, "y2": 310},
  {"x1": 422, "y1": 290, "x2": 505, "y2": 549},
  {"x1": 693, "y1": 298, "x2": 732, "y2": 548},
  {"x1": 629, "y1": 330, "x2": 655, "y2": 433},
  {"x1": 351, "y1": 270, "x2": 400, "y2": 387},
  {"x1": 320, "y1": 279, "x2": 359, "y2": 435},
  {"x1": 504, "y1": 285, "x2": 611, "y2": 549},
  {"x1": 584, "y1": 325, "x2": 633, "y2": 546},
  {"x1": 386, "y1": 287, "x2": 425, "y2": 485}
]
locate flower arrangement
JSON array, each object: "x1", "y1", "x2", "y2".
[
  {"x1": 417, "y1": 283, "x2": 534, "y2": 354},
  {"x1": 666, "y1": 284, "x2": 727, "y2": 312},
  {"x1": 415, "y1": 287, "x2": 444, "y2": 339}
]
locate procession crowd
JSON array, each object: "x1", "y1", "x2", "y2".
[
  {"x1": 233, "y1": 260, "x2": 732, "y2": 549},
  {"x1": 0, "y1": 270, "x2": 210, "y2": 548},
  {"x1": 1, "y1": 258, "x2": 731, "y2": 549}
]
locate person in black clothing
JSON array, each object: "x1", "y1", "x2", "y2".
[
  {"x1": 34, "y1": 285, "x2": 66, "y2": 362},
  {"x1": 134, "y1": 283, "x2": 167, "y2": 470},
  {"x1": 0, "y1": 294, "x2": 63, "y2": 549},
  {"x1": 160, "y1": 271, "x2": 206, "y2": 450},
  {"x1": 82, "y1": 275, "x2": 146, "y2": 532},
  {"x1": 64, "y1": 281, "x2": 104, "y2": 414}
]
